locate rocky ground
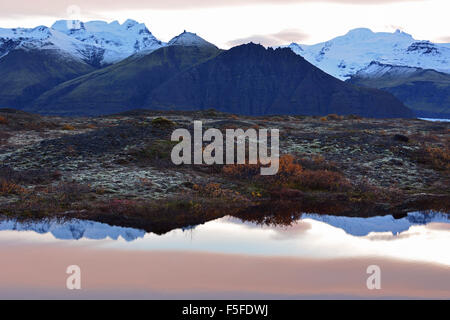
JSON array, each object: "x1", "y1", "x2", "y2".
[{"x1": 0, "y1": 108, "x2": 448, "y2": 233}]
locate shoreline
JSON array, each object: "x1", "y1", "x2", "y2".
[{"x1": 1, "y1": 109, "x2": 449, "y2": 233}]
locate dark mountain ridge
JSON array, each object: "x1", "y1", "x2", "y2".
[
  {"x1": 29, "y1": 43, "x2": 412, "y2": 118},
  {"x1": 146, "y1": 43, "x2": 413, "y2": 118}
]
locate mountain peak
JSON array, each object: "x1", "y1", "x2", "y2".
[
  {"x1": 343, "y1": 28, "x2": 413, "y2": 41},
  {"x1": 288, "y1": 42, "x2": 304, "y2": 55},
  {"x1": 51, "y1": 20, "x2": 85, "y2": 32},
  {"x1": 48, "y1": 19, "x2": 163, "y2": 64},
  {"x1": 52, "y1": 19, "x2": 151, "y2": 35},
  {"x1": 123, "y1": 19, "x2": 139, "y2": 27},
  {"x1": 346, "y1": 28, "x2": 374, "y2": 37},
  {"x1": 168, "y1": 31, "x2": 217, "y2": 48}
]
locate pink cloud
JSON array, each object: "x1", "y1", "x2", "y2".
[
  {"x1": 1, "y1": 0, "x2": 430, "y2": 18},
  {"x1": 437, "y1": 36, "x2": 450, "y2": 43}
]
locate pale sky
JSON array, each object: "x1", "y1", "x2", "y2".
[{"x1": 1, "y1": 0, "x2": 449, "y2": 48}]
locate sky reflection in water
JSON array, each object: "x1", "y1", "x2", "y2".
[{"x1": 0, "y1": 211, "x2": 448, "y2": 266}]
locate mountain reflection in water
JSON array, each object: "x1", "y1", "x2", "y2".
[
  {"x1": 0, "y1": 211, "x2": 447, "y2": 241},
  {"x1": 0, "y1": 211, "x2": 448, "y2": 299}
]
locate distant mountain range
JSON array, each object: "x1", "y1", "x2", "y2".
[
  {"x1": 1, "y1": 20, "x2": 448, "y2": 118},
  {"x1": 288, "y1": 28, "x2": 450, "y2": 80},
  {"x1": 348, "y1": 62, "x2": 450, "y2": 118},
  {"x1": 288, "y1": 28, "x2": 450, "y2": 118}
]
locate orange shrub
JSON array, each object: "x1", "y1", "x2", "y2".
[
  {"x1": 423, "y1": 146, "x2": 450, "y2": 171},
  {"x1": 0, "y1": 180, "x2": 26, "y2": 195},
  {"x1": 222, "y1": 154, "x2": 352, "y2": 192},
  {"x1": 326, "y1": 114, "x2": 344, "y2": 121},
  {"x1": 62, "y1": 124, "x2": 76, "y2": 131},
  {"x1": 222, "y1": 162, "x2": 261, "y2": 179},
  {"x1": 0, "y1": 116, "x2": 8, "y2": 125},
  {"x1": 223, "y1": 154, "x2": 303, "y2": 181},
  {"x1": 411, "y1": 144, "x2": 449, "y2": 171},
  {"x1": 277, "y1": 154, "x2": 303, "y2": 180}
]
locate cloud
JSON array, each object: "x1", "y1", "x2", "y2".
[
  {"x1": 437, "y1": 36, "x2": 450, "y2": 43},
  {"x1": 227, "y1": 29, "x2": 309, "y2": 47},
  {"x1": 0, "y1": 0, "x2": 430, "y2": 18}
]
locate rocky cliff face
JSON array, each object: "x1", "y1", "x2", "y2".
[{"x1": 147, "y1": 43, "x2": 413, "y2": 118}]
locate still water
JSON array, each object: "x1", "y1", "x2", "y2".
[{"x1": 0, "y1": 211, "x2": 448, "y2": 299}]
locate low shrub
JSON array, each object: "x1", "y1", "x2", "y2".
[
  {"x1": 62, "y1": 124, "x2": 76, "y2": 131},
  {"x1": 297, "y1": 155, "x2": 339, "y2": 172},
  {"x1": 0, "y1": 180, "x2": 26, "y2": 196},
  {"x1": 222, "y1": 154, "x2": 303, "y2": 182},
  {"x1": 0, "y1": 131, "x2": 11, "y2": 145},
  {"x1": 192, "y1": 182, "x2": 245, "y2": 200},
  {"x1": 412, "y1": 144, "x2": 450, "y2": 171},
  {"x1": 151, "y1": 117, "x2": 176, "y2": 128},
  {"x1": 130, "y1": 139, "x2": 178, "y2": 164},
  {"x1": 293, "y1": 170, "x2": 352, "y2": 192},
  {"x1": 223, "y1": 154, "x2": 351, "y2": 192},
  {"x1": 0, "y1": 166, "x2": 61, "y2": 185},
  {"x1": 326, "y1": 114, "x2": 344, "y2": 121}
]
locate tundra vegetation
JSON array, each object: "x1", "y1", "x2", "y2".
[{"x1": 0, "y1": 108, "x2": 448, "y2": 234}]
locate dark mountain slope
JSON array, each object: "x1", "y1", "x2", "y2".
[
  {"x1": 0, "y1": 49, "x2": 95, "y2": 109},
  {"x1": 30, "y1": 45, "x2": 221, "y2": 116},
  {"x1": 146, "y1": 44, "x2": 413, "y2": 118},
  {"x1": 348, "y1": 62, "x2": 450, "y2": 118}
]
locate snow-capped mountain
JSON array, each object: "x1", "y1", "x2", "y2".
[
  {"x1": 168, "y1": 30, "x2": 217, "y2": 48},
  {"x1": 0, "y1": 19, "x2": 164, "y2": 67},
  {"x1": 51, "y1": 19, "x2": 164, "y2": 65},
  {"x1": 352, "y1": 61, "x2": 422, "y2": 79},
  {"x1": 288, "y1": 28, "x2": 450, "y2": 80},
  {"x1": 0, "y1": 25, "x2": 91, "y2": 61}
]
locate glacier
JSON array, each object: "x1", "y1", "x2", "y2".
[
  {"x1": 287, "y1": 28, "x2": 450, "y2": 80},
  {"x1": 0, "y1": 19, "x2": 165, "y2": 66}
]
